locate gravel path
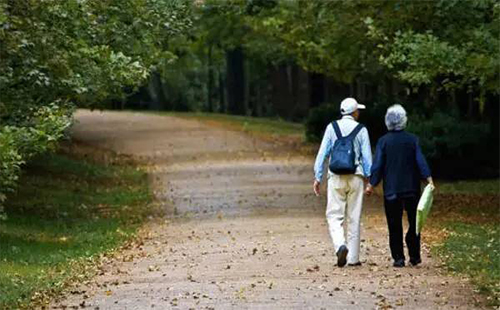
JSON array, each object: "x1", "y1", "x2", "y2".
[{"x1": 49, "y1": 110, "x2": 483, "y2": 310}]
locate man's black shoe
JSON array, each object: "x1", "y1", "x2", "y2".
[
  {"x1": 348, "y1": 262, "x2": 362, "y2": 267},
  {"x1": 336, "y1": 245, "x2": 348, "y2": 267},
  {"x1": 393, "y1": 259, "x2": 405, "y2": 267},
  {"x1": 410, "y1": 258, "x2": 422, "y2": 266}
]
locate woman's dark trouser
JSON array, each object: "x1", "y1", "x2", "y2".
[{"x1": 384, "y1": 196, "x2": 421, "y2": 262}]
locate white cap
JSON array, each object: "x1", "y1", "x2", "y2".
[{"x1": 340, "y1": 97, "x2": 366, "y2": 115}]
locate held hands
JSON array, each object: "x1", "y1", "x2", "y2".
[
  {"x1": 364, "y1": 184, "x2": 374, "y2": 196},
  {"x1": 313, "y1": 180, "x2": 321, "y2": 196},
  {"x1": 315, "y1": 179, "x2": 375, "y2": 196}
]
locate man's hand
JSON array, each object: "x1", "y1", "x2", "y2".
[
  {"x1": 365, "y1": 184, "x2": 374, "y2": 196},
  {"x1": 313, "y1": 180, "x2": 321, "y2": 196}
]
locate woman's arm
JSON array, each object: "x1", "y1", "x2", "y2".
[
  {"x1": 415, "y1": 138, "x2": 435, "y2": 188},
  {"x1": 369, "y1": 139, "x2": 385, "y2": 187},
  {"x1": 366, "y1": 139, "x2": 385, "y2": 195},
  {"x1": 415, "y1": 138, "x2": 431, "y2": 179}
]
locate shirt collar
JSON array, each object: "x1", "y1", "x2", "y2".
[{"x1": 342, "y1": 115, "x2": 355, "y2": 121}]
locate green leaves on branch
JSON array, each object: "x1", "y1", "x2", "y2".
[
  {"x1": 0, "y1": 104, "x2": 73, "y2": 212},
  {"x1": 381, "y1": 31, "x2": 467, "y2": 86},
  {"x1": 0, "y1": 0, "x2": 191, "y2": 214},
  {"x1": 237, "y1": 0, "x2": 499, "y2": 105},
  {"x1": 0, "y1": 0, "x2": 192, "y2": 113}
]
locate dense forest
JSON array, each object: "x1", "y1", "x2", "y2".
[
  {"x1": 123, "y1": 0, "x2": 499, "y2": 178},
  {"x1": 1, "y1": 0, "x2": 499, "y2": 211}
]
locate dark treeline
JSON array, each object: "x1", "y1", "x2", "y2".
[{"x1": 120, "y1": 0, "x2": 499, "y2": 179}]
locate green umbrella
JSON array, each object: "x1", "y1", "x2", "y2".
[{"x1": 416, "y1": 184, "x2": 435, "y2": 235}]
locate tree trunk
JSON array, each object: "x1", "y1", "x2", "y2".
[
  {"x1": 270, "y1": 64, "x2": 293, "y2": 119},
  {"x1": 147, "y1": 72, "x2": 163, "y2": 110},
  {"x1": 244, "y1": 58, "x2": 250, "y2": 115},
  {"x1": 310, "y1": 73, "x2": 325, "y2": 108},
  {"x1": 226, "y1": 47, "x2": 245, "y2": 115},
  {"x1": 467, "y1": 91, "x2": 474, "y2": 119},
  {"x1": 207, "y1": 45, "x2": 214, "y2": 112},
  {"x1": 255, "y1": 82, "x2": 263, "y2": 117},
  {"x1": 294, "y1": 66, "x2": 310, "y2": 119},
  {"x1": 218, "y1": 68, "x2": 226, "y2": 113}
]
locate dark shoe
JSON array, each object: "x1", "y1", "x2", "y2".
[
  {"x1": 393, "y1": 259, "x2": 405, "y2": 267},
  {"x1": 348, "y1": 262, "x2": 362, "y2": 267},
  {"x1": 336, "y1": 245, "x2": 348, "y2": 267},
  {"x1": 410, "y1": 258, "x2": 422, "y2": 266}
]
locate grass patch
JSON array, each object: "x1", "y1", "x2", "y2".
[
  {"x1": 0, "y1": 151, "x2": 152, "y2": 310},
  {"x1": 157, "y1": 111, "x2": 305, "y2": 138},
  {"x1": 437, "y1": 223, "x2": 500, "y2": 306},
  {"x1": 438, "y1": 179, "x2": 499, "y2": 195},
  {"x1": 429, "y1": 179, "x2": 500, "y2": 306}
]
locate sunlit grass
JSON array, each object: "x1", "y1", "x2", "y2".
[
  {"x1": 158, "y1": 111, "x2": 305, "y2": 138},
  {"x1": 0, "y1": 153, "x2": 152, "y2": 310}
]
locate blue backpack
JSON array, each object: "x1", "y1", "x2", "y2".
[{"x1": 328, "y1": 121, "x2": 364, "y2": 175}]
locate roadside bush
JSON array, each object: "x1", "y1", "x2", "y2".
[
  {"x1": 0, "y1": 128, "x2": 23, "y2": 207},
  {"x1": 0, "y1": 104, "x2": 72, "y2": 211},
  {"x1": 304, "y1": 104, "x2": 339, "y2": 142},
  {"x1": 407, "y1": 113, "x2": 495, "y2": 179}
]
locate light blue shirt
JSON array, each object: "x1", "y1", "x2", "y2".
[{"x1": 314, "y1": 115, "x2": 373, "y2": 182}]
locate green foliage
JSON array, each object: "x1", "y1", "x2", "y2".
[
  {"x1": 0, "y1": 129, "x2": 23, "y2": 206},
  {"x1": 252, "y1": 0, "x2": 499, "y2": 105},
  {"x1": 0, "y1": 0, "x2": 191, "y2": 211},
  {"x1": 0, "y1": 153, "x2": 152, "y2": 309},
  {"x1": 407, "y1": 113, "x2": 490, "y2": 160},
  {"x1": 0, "y1": 104, "x2": 73, "y2": 211},
  {"x1": 158, "y1": 46, "x2": 210, "y2": 111},
  {"x1": 407, "y1": 113, "x2": 495, "y2": 178},
  {"x1": 382, "y1": 31, "x2": 467, "y2": 85},
  {"x1": 368, "y1": 0, "x2": 499, "y2": 111},
  {"x1": 0, "y1": 0, "x2": 191, "y2": 113},
  {"x1": 304, "y1": 104, "x2": 339, "y2": 143},
  {"x1": 153, "y1": 0, "x2": 498, "y2": 123}
]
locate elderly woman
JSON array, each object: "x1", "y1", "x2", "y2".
[{"x1": 365, "y1": 105, "x2": 434, "y2": 267}]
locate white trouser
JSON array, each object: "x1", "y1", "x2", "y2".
[{"x1": 326, "y1": 173, "x2": 364, "y2": 264}]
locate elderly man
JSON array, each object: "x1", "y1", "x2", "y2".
[
  {"x1": 366, "y1": 104, "x2": 434, "y2": 267},
  {"x1": 313, "y1": 98, "x2": 372, "y2": 267}
]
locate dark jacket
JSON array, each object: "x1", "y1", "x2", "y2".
[{"x1": 370, "y1": 130, "x2": 431, "y2": 199}]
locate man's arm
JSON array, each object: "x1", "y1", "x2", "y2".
[
  {"x1": 359, "y1": 127, "x2": 372, "y2": 178},
  {"x1": 313, "y1": 125, "x2": 333, "y2": 195}
]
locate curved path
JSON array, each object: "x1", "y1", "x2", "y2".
[{"x1": 50, "y1": 110, "x2": 482, "y2": 310}]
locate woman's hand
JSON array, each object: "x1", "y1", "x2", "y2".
[{"x1": 427, "y1": 177, "x2": 435, "y2": 190}]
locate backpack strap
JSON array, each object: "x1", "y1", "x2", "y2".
[
  {"x1": 331, "y1": 121, "x2": 343, "y2": 139},
  {"x1": 346, "y1": 124, "x2": 365, "y2": 140}
]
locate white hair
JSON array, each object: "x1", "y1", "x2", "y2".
[{"x1": 385, "y1": 104, "x2": 408, "y2": 131}]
